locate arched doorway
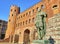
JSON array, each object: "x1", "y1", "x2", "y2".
[
  {"x1": 14, "y1": 34, "x2": 19, "y2": 43},
  {"x1": 23, "y1": 29, "x2": 30, "y2": 44}
]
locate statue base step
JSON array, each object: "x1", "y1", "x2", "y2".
[{"x1": 32, "y1": 40, "x2": 50, "y2": 44}]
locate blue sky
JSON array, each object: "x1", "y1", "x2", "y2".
[{"x1": 0, "y1": 0, "x2": 41, "y2": 21}]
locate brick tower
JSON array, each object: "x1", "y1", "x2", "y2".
[{"x1": 5, "y1": 5, "x2": 20, "y2": 39}]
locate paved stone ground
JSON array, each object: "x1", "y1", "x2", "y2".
[{"x1": 0, "y1": 43, "x2": 18, "y2": 44}]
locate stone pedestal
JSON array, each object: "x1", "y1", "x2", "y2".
[{"x1": 32, "y1": 40, "x2": 50, "y2": 44}]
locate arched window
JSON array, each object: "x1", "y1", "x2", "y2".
[
  {"x1": 12, "y1": 14, "x2": 13, "y2": 16},
  {"x1": 21, "y1": 16, "x2": 22, "y2": 18},
  {"x1": 26, "y1": 20, "x2": 27, "y2": 24},
  {"x1": 11, "y1": 9, "x2": 12, "y2": 12},
  {"x1": 23, "y1": 21, "x2": 24, "y2": 25},
  {"x1": 33, "y1": 9, "x2": 34, "y2": 13},
  {"x1": 29, "y1": 19, "x2": 31, "y2": 23},
  {"x1": 14, "y1": 10, "x2": 16, "y2": 12},
  {"x1": 29, "y1": 11, "x2": 31, "y2": 15},
  {"x1": 32, "y1": 17, "x2": 35, "y2": 22},
  {"x1": 41, "y1": 5, "x2": 45, "y2": 9},
  {"x1": 52, "y1": 5, "x2": 58, "y2": 9},
  {"x1": 36, "y1": 7, "x2": 39, "y2": 11},
  {"x1": 19, "y1": 16, "x2": 20, "y2": 19},
  {"x1": 9, "y1": 19, "x2": 11, "y2": 22}
]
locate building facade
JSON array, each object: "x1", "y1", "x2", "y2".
[
  {"x1": 0, "y1": 20, "x2": 7, "y2": 39},
  {"x1": 5, "y1": 0, "x2": 60, "y2": 44}
]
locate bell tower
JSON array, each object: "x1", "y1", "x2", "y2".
[{"x1": 5, "y1": 5, "x2": 20, "y2": 39}]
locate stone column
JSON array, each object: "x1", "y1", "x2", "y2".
[
  {"x1": 9, "y1": 35, "x2": 11, "y2": 43},
  {"x1": 12, "y1": 34, "x2": 15, "y2": 43},
  {"x1": 19, "y1": 32, "x2": 24, "y2": 44}
]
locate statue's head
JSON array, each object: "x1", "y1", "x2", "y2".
[{"x1": 38, "y1": 8, "x2": 41, "y2": 12}]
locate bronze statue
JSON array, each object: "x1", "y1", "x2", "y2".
[{"x1": 35, "y1": 8, "x2": 47, "y2": 40}]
